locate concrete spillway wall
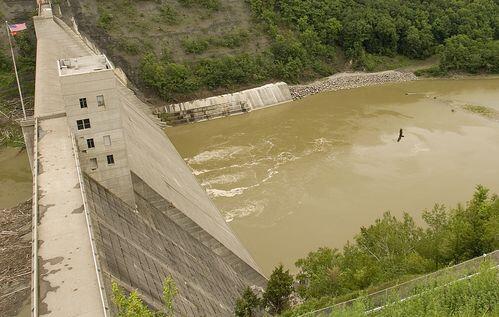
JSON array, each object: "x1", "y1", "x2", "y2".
[{"x1": 160, "y1": 82, "x2": 292, "y2": 125}]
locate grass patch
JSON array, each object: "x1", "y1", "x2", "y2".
[
  {"x1": 178, "y1": 0, "x2": 221, "y2": 11},
  {"x1": 414, "y1": 66, "x2": 448, "y2": 77},
  {"x1": 181, "y1": 30, "x2": 250, "y2": 54},
  {"x1": 181, "y1": 38, "x2": 210, "y2": 54},
  {"x1": 159, "y1": 4, "x2": 179, "y2": 25}
]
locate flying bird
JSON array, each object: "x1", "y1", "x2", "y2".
[{"x1": 397, "y1": 129, "x2": 404, "y2": 142}]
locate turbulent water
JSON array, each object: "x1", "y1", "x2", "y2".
[{"x1": 167, "y1": 78, "x2": 499, "y2": 275}]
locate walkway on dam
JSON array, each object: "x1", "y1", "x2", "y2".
[{"x1": 33, "y1": 8, "x2": 105, "y2": 317}]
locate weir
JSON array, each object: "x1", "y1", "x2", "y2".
[
  {"x1": 158, "y1": 82, "x2": 293, "y2": 125},
  {"x1": 27, "y1": 2, "x2": 266, "y2": 316}
]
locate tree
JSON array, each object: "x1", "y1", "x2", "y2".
[
  {"x1": 112, "y1": 275, "x2": 178, "y2": 317},
  {"x1": 295, "y1": 247, "x2": 343, "y2": 299},
  {"x1": 235, "y1": 287, "x2": 260, "y2": 317},
  {"x1": 112, "y1": 282, "x2": 156, "y2": 317},
  {"x1": 439, "y1": 35, "x2": 486, "y2": 73},
  {"x1": 419, "y1": 204, "x2": 450, "y2": 269},
  {"x1": 353, "y1": 212, "x2": 426, "y2": 281},
  {"x1": 262, "y1": 264, "x2": 294, "y2": 315},
  {"x1": 162, "y1": 275, "x2": 177, "y2": 317}
]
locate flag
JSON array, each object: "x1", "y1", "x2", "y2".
[{"x1": 8, "y1": 23, "x2": 27, "y2": 36}]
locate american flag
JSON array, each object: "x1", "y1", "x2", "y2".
[{"x1": 8, "y1": 23, "x2": 27, "y2": 35}]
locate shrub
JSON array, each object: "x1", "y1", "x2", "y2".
[
  {"x1": 235, "y1": 287, "x2": 260, "y2": 317},
  {"x1": 262, "y1": 264, "x2": 294, "y2": 315}
]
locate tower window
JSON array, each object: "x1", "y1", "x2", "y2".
[
  {"x1": 76, "y1": 119, "x2": 91, "y2": 130},
  {"x1": 90, "y1": 158, "x2": 98, "y2": 170},
  {"x1": 103, "y1": 135, "x2": 111, "y2": 146},
  {"x1": 79, "y1": 98, "x2": 87, "y2": 108},
  {"x1": 106, "y1": 154, "x2": 115, "y2": 165},
  {"x1": 86, "y1": 138, "x2": 95, "y2": 149},
  {"x1": 97, "y1": 95, "x2": 105, "y2": 107}
]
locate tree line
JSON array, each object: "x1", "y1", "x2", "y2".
[
  {"x1": 138, "y1": 0, "x2": 498, "y2": 101},
  {"x1": 235, "y1": 185, "x2": 499, "y2": 316}
]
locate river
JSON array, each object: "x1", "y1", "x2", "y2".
[
  {"x1": 0, "y1": 147, "x2": 31, "y2": 209},
  {"x1": 166, "y1": 78, "x2": 499, "y2": 275}
]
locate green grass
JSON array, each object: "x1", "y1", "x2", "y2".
[{"x1": 322, "y1": 263, "x2": 499, "y2": 317}]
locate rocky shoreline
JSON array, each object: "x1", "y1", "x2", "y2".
[{"x1": 289, "y1": 70, "x2": 418, "y2": 100}]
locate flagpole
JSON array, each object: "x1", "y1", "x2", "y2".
[{"x1": 5, "y1": 21, "x2": 27, "y2": 120}]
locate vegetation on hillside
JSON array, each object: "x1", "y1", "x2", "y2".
[
  {"x1": 322, "y1": 263, "x2": 498, "y2": 317},
  {"x1": 0, "y1": 28, "x2": 36, "y2": 148},
  {"x1": 234, "y1": 185, "x2": 499, "y2": 316},
  {"x1": 134, "y1": 0, "x2": 499, "y2": 101},
  {"x1": 67, "y1": 0, "x2": 498, "y2": 103}
]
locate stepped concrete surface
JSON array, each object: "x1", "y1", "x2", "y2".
[{"x1": 163, "y1": 82, "x2": 292, "y2": 115}]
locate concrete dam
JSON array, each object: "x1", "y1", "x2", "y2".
[{"x1": 25, "y1": 3, "x2": 266, "y2": 316}]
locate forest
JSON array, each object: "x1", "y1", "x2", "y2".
[{"x1": 139, "y1": 0, "x2": 499, "y2": 101}]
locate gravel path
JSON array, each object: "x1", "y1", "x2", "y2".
[{"x1": 290, "y1": 70, "x2": 418, "y2": 100}]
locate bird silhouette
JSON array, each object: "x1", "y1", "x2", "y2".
[{"x1": 397, "y1": 129, "x2": 404, "y2": 142}]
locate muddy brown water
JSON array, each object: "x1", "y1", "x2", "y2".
[
  {"x1": 0, "y1": 147, "x2": 31, "y2": 210},
  {"x1": 167, "y1": 78, "x2": 499, "y2": 275}
]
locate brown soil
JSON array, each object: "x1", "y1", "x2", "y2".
[{"x1": 0, "y1": 200, "x2": 32, "y2": 317}]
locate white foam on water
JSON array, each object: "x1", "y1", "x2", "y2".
[
  {"x1": 201, "y1": 172, "x2": 246, "y2": 187},
  {"x1": 224, "y1": 201, "x2": 265, "y2": 222},
  {"x1": 207, "y1": 187, "x2": 249, "y2": 198},
  {"x1": 186, "y1": 145, "x2": 250, "y2": 165}
]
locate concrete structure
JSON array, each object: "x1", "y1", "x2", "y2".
[
  {"x1": 33, "y1": 5, "x2": 106, "y2": 316},
  {"x1": 29, "y1": 3, "x2": 266, "y2": 316},
  {"x1": 59, "y1": 55, "x2": 134, "y2": 205},
  {"x1": 159, "y1": 82, "x2": 292, "y2": 125}
]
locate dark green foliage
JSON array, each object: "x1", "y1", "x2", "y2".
[
  {"x1": 139, "y1": 53, "x2": 198, "y2": 101},
  {"x1": 139, "y1": 52, "x2": 271, "y2": 100},
  {"x1": 247, "y1": 0, "x2": 498, "y2": 72},
  {"x1": 234, "y1": 287, "x2": 260, "y2": 317},
  {"x1": 439, "y1": 37, "x2": 499, "y2": 73},
  {"x1": 286, "y1": 185, "x2": 498, "y2": 314},
  {"x1": 262, "y1": 264, "x2": 294, "y2": 315},
  {"x1": 295, "y1": 248, "x2": 343, "y2": 299}
]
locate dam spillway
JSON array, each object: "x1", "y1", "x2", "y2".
[
  {"x1": 29, "y1": 3, "x2": 266, "y2": 316},
  {"x1": 158, "y1": 82, "x2": 293, "y2": 125}
]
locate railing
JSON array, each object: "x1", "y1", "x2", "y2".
[
  {"x1": 70, "y1": 133, "x2": 110, "y2": 317},
  {"x1": 299, "y1": 250, "x2": 499, "y2": 317},
  {"x1": 30, "y1": 117, "x2": 39, "y2": 317}
]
